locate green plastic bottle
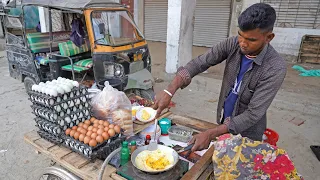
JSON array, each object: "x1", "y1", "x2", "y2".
[{"x1": 120, "y1": 141, "x2": 130, "y2": 166}]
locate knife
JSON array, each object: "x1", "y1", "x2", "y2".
[{"x1": 177, "y1": 143, "x2": 194, "y2": 153}]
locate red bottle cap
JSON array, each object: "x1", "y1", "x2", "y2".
[{"x1": 146, "y1": 135, "x2": 151, "y2": 140}]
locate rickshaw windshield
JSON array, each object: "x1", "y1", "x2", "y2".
[{"x1": 91, "y1": 10, "x2": 144, "y2": 46}]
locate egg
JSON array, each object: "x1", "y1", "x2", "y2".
[
  {"x1": 79, "y1": 134, "x2": 85, "y2": 142},
  {"x1": 99, "y1": 120, "x2": 104, "y2": 125},
  {"x1": 108, "y1": 129, "x2": 116, "y2": 137},
  {"x1": 90, "y1": 117, "x2": 96, "y2": 123},
  {"x1": 94, "y1": 120, "x2": 99, "y2": 124},
  {"x1": 87, "y1": 126, "x2": 93, "y2": 131},
  {"x1": 109, "y1": 124, "x2": 115, "y2": 129},
  {"x1": 56, "y1": 87, "x2": 64, "y2": 94},
  {"x1": 61, "y1": 85, "x2": 71, "y2": 93},
  {"x1": 84, "y1": 136, "x2": 91, "y2": 144},
  {"x1": 78, "y1": 122, "x2": 84, "y2": 127},
  {"x1": 77, "y1": 127, "x2": 83, "y2": 132},
  {"x1": 97, "y1": 129, "x2": 104, "y2": 135},
  {"x1": 72, "y1": 126, "x2": 78, "y2": 130},
  {"x1": 74, "y1": 132, "x2": 80, "y2": 140},
  {"x1": 82, "y1": 124, "x2": 89, "y2": 129},
  {"x1": 86, "y1": 130, "x2": 93, "y2": 137},
  {"x1": 65, "y1": 128, "x2": 71, "y2": 135},
  {"x1": 72, "y1": 81, "x2": 79, "y2": 87},
  {"x1": 84, "y1": 120, "x2": 91, "y2": 125},
  {"x1": 98, "y1": 125, "x2": 104, "y2": 129},
  {"x1": 103, "y1": 121, "x2": 110, "y2": 127},
  {"x1": 89, "y1": 139, "x2": 97, "y2": 147},
  {"x1": 90, "y1": 133, "x2": 98, "y2": 139},
  {"x1": 102, "y1": 132, "x2": 109, "y2": 140},
  {"x1": 92, "y1": 127, "x2": 98, "y2": 133},
  {"x1": 93, "y1": 124, "x2": 99, "y2": 128},
  {"x1": 39, "y1": 82, "x2": 45, "y2": 87},
  {"x1": 114, "y1": 125, "x2": 121, "y2": 134},
  {"x1": 104, "y1": 127, "x2": 109, "y2": 132},
  {"x1": 96, "y1": 136, "x2": 104, "y2": 143},
  {"x1": 69, "y1": 130, "x2": 76, "y2": 137},
  {"x1": 80, "y1": 129, "x2": 87, "y2": 135},
  {"x1": 31, "y1": 84, "x2": 36, "y2": 91}
]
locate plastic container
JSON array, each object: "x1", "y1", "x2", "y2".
[
  {"x1": 97, "y1": 78, "x2": 123, "y2": 91},
  {"x1": 120, "y1": 141, "x2": 130, "y2": 166},
  {"x1": 263, "y1": 128, "x2": 279, "y2": 146},
  {"x1": 158, "y1": 118, "x2": 171, "y2": 135},
  {"x1": 168, "y1": 125, "x2": 193, "y2": 143}
]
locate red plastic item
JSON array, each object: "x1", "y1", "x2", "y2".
[{"x1": 263, "y1": 128, "x2": 279, "y2": 146}]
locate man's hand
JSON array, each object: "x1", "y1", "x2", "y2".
[
  {"x1": 152, "y1": 90, "x2": 172, "y2": 118},
  {"x1": 189, "y1": 124, "x2": 229, "y2": 152}
]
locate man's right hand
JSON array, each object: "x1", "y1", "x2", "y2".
[{"x1": 152, "y1": 90, "x2": 172, "y2": 118}]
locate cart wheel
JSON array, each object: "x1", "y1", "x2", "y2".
[
  {"x1": 140, "y1": 89, "x2": 155, "y2": 101},
  {"x1": 24, "y1": 76, "x2": 36, "y2": 93},
  {"x1": 38, "y1": 166, "x2": 80, "y2": 180}
]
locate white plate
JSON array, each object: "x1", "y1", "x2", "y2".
[
  {"x1": 132, "y1": 106, "x2": 143, "y2": 121},
  {"x1": 136, "y1": 107, "x2": 157, "y2": 123}
]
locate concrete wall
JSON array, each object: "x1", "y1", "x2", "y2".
[{"x1": 230, "y1": 0, "x2": 320, "y2": 62}]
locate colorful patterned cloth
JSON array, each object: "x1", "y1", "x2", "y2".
[{"x1": 212, "y1": 134, "x2": 303, "y2": 180}]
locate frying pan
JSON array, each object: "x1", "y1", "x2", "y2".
[{"x1": 131, "y1": 145, "x2": 179, "y2": 174}]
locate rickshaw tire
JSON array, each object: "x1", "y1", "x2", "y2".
[
  {"x1": 38, "y1": 166, "x2": 80, "y2": 180},
  {"x1": 24, "y1": 76, "x2": 36, "y2": 93},
  {"x1": 140, "y1": 89, "x2": 155, "y2": 101}
]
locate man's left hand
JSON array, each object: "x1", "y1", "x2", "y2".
[{"x1": 189, "y1": 130, "x2": 214, "y2": 152}]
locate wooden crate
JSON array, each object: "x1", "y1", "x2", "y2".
[{"x1": 298, "y1": 35, "x2": 320, "y2": 64}]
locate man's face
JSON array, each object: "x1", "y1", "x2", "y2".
[{"x1": 237, "y1": 28, "x2": 274, "y2": 56}]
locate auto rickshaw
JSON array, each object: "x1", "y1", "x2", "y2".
[{"x1": 2, "y1": 0, "x2": 154, "y2": 100}]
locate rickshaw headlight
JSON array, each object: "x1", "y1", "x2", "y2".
[{"x1": 114, "y1": 65, "x2": 122, "y2": 76}]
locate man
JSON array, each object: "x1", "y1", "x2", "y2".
[{"x1": 153, "y1": 3, "x2": 286, "y2": 152}]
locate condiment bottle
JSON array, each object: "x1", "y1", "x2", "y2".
[
  {"x1": 145, "y1": 135, "x2": 151, "y2": 145},
  {"x1": 120, "y1": 141, "x2": 130, "y2": 166},
  {"x1": 130, "y1": 140, "x2": 137, "y2": 154}
]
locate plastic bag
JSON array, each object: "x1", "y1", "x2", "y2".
[{"x1": 91, "y1": 82, "x2": 133, "y2": 136}]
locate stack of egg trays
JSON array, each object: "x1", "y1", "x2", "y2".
[
  {"x1": 35, "y1": 117, "x2": 63, "y2": 137},
  {"x1": 29, "y1": 86, "x2": 91, "y2": 131},
  {"x1": 38, "y1": 130, "x2": 64, "y2": 145},
  {"x1": 62, "y1": 133, "x2": 126, "y2": 160}
]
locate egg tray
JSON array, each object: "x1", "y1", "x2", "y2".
[
  {"x1": 37, "y1": 130, "x2": 64, "y2": 145},
  {"x1": 61, "y1": 133, "x2": 126, "y2": 160},
  {"x1": 28, "y1": 86, "x2": 89, "y2": 108},
  {"x1": 35, "y1": 117, "x2": 63, "y2": 136},
  {"x1": 31, "y1": 104, "x2": 91, "y2": 130}
]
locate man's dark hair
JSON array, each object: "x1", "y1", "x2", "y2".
[{"x1": 238, "y1": 3, "x2": 276, "y2": 32}]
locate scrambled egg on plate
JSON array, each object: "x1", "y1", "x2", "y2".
[
  {"x1": 141, "y1": 110, "x2": 151, "y2": 121},
  {"x1": 135, "y1": 149, "x2": 174, "y2": 171}
]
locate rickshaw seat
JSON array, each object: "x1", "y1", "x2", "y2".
[{"x1": 26, "y1": 31, "x2": 71, "y2": 53}]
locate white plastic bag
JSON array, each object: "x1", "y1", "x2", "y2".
[{"x1": 91, "y1": 83, "x2": 133, "y2": 135}]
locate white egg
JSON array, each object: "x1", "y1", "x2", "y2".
[
  {"x1": 61, "y1": 85, "x2": 71, "y2": 93},
  {"x1": 72, "y1": 81, "x2": 79, "y2": 87},
  {"x1": 51, "y1": 89, "x2": 58, "y2": 97},
  {"x1": 57, "y1": 77, "x2": 62, "y2": 81},
  {"x1": 45, "y1": 88, "x2": 51, "y2": 95},
  {"x1": 52, "y1": 79, "x2": 58, "y2": 84},
  {"x1": 31, "y1": 85, "x2": 36, "y2": 91},
  {"x1": 56, "y1": 87, "x2": 64, "y2": 94},
  {"x1": 45, "y1": 81, "x2": 51, "y2": 84},
  {"x1": 39, "y1": 82, "x2": 45, "y2": 87},
  {"x1": 41, "y1": 87, "x2": 46, "y2": 94}
]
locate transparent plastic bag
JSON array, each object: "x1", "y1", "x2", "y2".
[{"x1": 91, "y1": 82, "x2": 133, "y2": 135}]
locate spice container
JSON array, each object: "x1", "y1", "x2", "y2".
[
  {"x1": 168, "y1": 125, "x2": 193, "y2": 143},
  {"x1": 129, "y1": 140, "x2": 137, "y2": 154}
]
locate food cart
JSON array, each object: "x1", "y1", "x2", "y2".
[{"x1": 24, "y1": 112, "x2": 218, "y2": 180}]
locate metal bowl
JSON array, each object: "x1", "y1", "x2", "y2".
[{"x1": 131, "y1": 145, "x2": 179, "y2": 174}]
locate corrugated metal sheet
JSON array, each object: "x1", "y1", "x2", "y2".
[
  {"x1": 263, "y1": 0, "x2": 320, "y2": 29},
  {"x1": 144, "y1": 0, "x2": 168, "y2": 42},
  {"x1": 193, "y1": 0, "x2": 232, "y2": 47},
  {"x1": 144, "y1": 0, "x2": 231, "y2": 47}
]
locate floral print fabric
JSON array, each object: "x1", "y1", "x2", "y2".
[{"x1": 212, "y1": 134, "x2": 303, "y2": 180}]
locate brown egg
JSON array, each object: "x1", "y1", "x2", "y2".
[
  {"x1": 91, "y1": 132, "x2": 98, "y2": 139},
  {"x1": 70, "y1": 130, "x2": 76, "y2": 137},
  {"x1": 65, "y1": 128, "x2": 71, "y2": 135},
  {"x1": 78, "y1": 122, "x2": 84, "y2": 127},
  {"x1": 80, "y1": 129, "x2": 87, "y2": 135},
  {"x1": 97, "y1": 129, "x2": 104, "y2": 135},
  {"x1": 104, "y1": 127, "x2": 109, "y2": 132},
  {"x1": 103, "y1": 121, "x2": 110, "y2": 127},
  {"x1": 74, "y1": 132, "x2": 80, "y2": 140},
  {"x1": 94, "y1": 120, "x2": 99, "y2": 124},
  {"x1": 114, "y1": 125, "x2": 121, "y2": 134},
  {"x1": 79, "y1": 134, "x2": 85, "y2": 142},
  {"x1": 82, "y1": 124, "x2": 89, "y2": 129},
  {"x1": 96, "y1": 135, "x2": 104, "y2": 143},
  {"x1": 92, "y1": 127, "x2": 98, "y2": 132},
  {"x1": 109, "y1": 124, "x2": 115, "y2": 129},
  {"x1": 102, "y1": 132, "x2": 109, "y2": 141},
  {"x1": 89, "y1": 139, "x2": 97, "y2": 147},
  {"x1": 87, "y1": 126, "x2": 93, "y2": 131},
  {"x1": 108, "y1": 129, "x2": 116, "y2": 137},
  {"x1": 90, "y1": 117, "x2": 96, "y2": 123},
  {"x1": 93, "y1": 123, "x2": 99, "y2": 128},
  {"x1": 86, "y1": 130, "x2": 93, "y2": 137},
  {"x1": 98, "y1": 125, "x2": 104, "y2": 129},
  {"x1": 77, "y1": 127, "x2": 83, "y2": 132},
  {"x1": 99, "y1": 120, "x2": 104, "y2": 125},
  {"x1": 72, "y1": 126, "x2": 78, "y2": 130},
  {"x1": 84, "y1": 120, "x2": 91, "y2": 125},
  {"x1": 84, "y1": 136, "x2": 91, "y2": 144}
]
